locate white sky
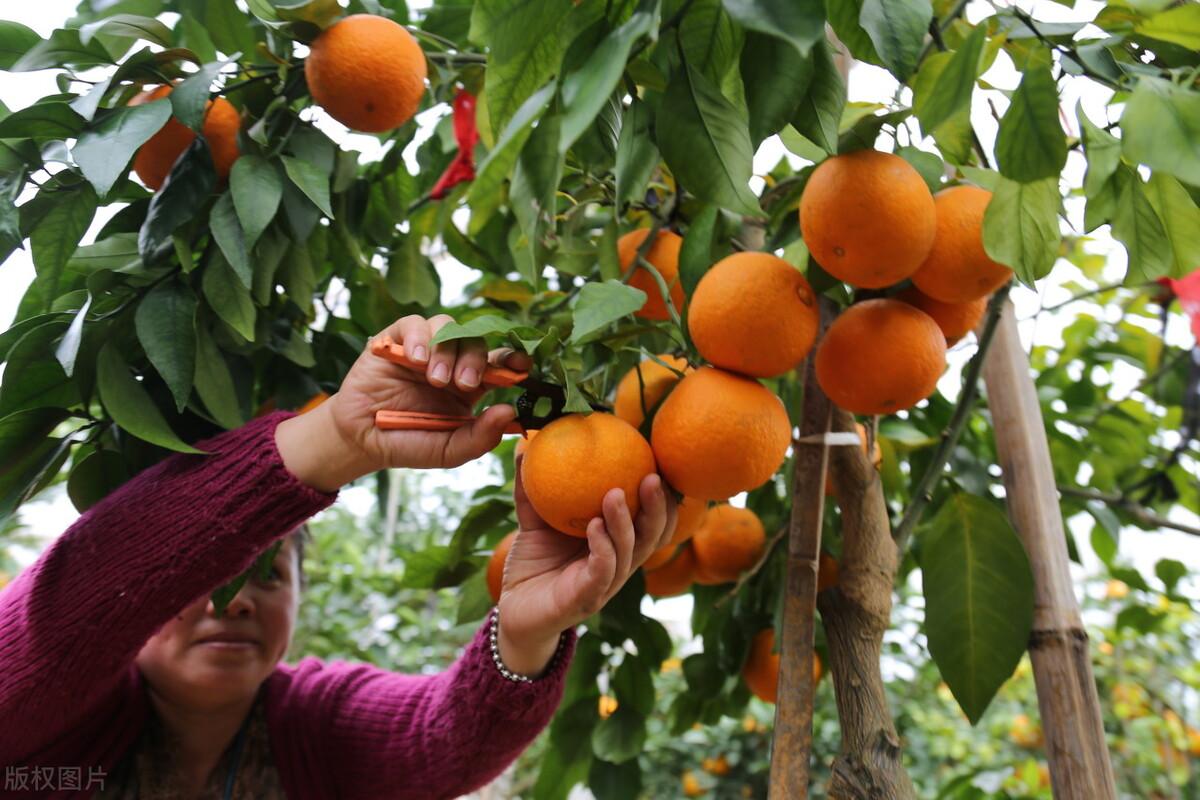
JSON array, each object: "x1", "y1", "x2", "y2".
[{"x1": 0, "y1": 1, "x2": 1196, "y2": 604}]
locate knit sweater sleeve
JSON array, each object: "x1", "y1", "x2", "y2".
[
  {"x1": 0, "y1": 411, "x2": 338, "y2": 763},
  {"x1": 270, "y1": 614, "x2": 577, "y2": 800}
]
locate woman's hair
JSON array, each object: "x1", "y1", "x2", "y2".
[{"x1": 291, "y1": 523, "x2": 313, "y2": 590}]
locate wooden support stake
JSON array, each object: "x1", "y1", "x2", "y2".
[
  {"x1": 981, "y1": 298, "x2": 1117, "y2": 799},
  {"x1": 769, "y1": 298, "x2": 834, "y2": 799}
]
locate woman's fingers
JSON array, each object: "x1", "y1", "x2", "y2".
[
  {"x1": 513, "y1": 454, "x2": 551, "y2": 531},
  {"x1": 580, "y1": 516, "x2": 618, "y2": 615},
  {"x1": 440, "y1": 404, "x2": 517, "y2": 467},
  {"x1": 601, "y1": 488, "x2": 637, "y2": 588},
  {"x1": 425, "y1": 314, "x2": 460, "y2": 388},
  {"x1": 453, "y1": 336, "x2": 490, "y2": 392},
  {"x1": 629, "y1": 474, "x2": 669, "y2": 566}
]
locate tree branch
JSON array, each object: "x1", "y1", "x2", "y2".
[{"x1": 1059, "y1": 486, "x2": 1200, "y2": 538}]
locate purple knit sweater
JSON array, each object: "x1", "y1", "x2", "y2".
[{"x1": 0, "y1": 411, "x2": 576, "y2": 799}]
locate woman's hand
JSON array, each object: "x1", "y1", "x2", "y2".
[
  {"x1": 276, "y1": 314, "x2": 532, "y2": 490},
  {"x1": 495, "y1": 456, "x2": 679, "y2": 677}
]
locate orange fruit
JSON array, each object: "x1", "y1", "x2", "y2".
[
  {"x1": 688, "y1": 252, "x2": 820, "y2": 378},
  {"x1": 521, "y1": 412, "x2": 657, "y2": 537},
  {"x1": 670, "y1": 495, "x2": 708, "y2": 545},
  {"x1": 297, "y1": 392, "x2": 329, "y2": 414},
  {"x1": 799, "y1": 150, "x2": 936, "y2": 289},
  {"x1": 306, "y1": 14, "x2": 427, "y2": 132},
  {"x1": 1009, "y1": 713, "x2": 1044, "y2": 749},
  {"x1": 702, "y1": 755, "x2": 731, "y2": 776},
  {"x1": 682, "y1": 770, "x2": 706, "y2": 798},
  {"x1": 824, "y1": 422, "x2": 882, "y2": 496},
  {"x1": 817, "y1": 552, "x2": 839, "y2": 593},
  {"x1": 598, "y1": 694, "x2": 618, "y2": 719},
  {"x1": 643, "y1": 542, "x2": 679, "y2": 571},
  {"x1": 651, "y1": 367, "x2": 791, "y2": 501},
  {"x1": 618, "y1": 228, "x2": 685, "y2": 320},
  {"x1": 613, "y1": 354, "x2": 691, "y2": 429},
  {"x1": 895, "y1": 286, "x2": 987, "y2": 345},
  {"x1": 741, "y1": 629, "x2": 821, "y2": 704},
  {"x1": 486, "y1": 530, "x2": 516, "y2": 603},
  {"x1": 513, "y1": 429, "x2": 538, "y2": 464},
  {"x1": 691, "y1": 504, "x2": 766, "y2": 585},
  {"x1": 815, "y1": 299, "x2": 946, "y2": 416},
  {"x1": 129, "y1": 85, "x2": 241, "y2": 190},
  {"x1": 645, "y1": 543, "x2": 697, "y2": 597},
  {"x1": 911, "y1": 185, "x2": 1013, "y2": 303}
]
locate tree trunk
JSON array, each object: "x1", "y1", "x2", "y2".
[
  {"x1": 981, "y1": 299, "x2": 1117, "y2": 798},
  {"x1": 818, "y1": 408, "x2": 916, "y2": 800}
]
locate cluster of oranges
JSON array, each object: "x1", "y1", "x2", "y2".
[
  {"x1": 801, "y1": 149, "x2": 1012, "y2": 416},
  {"x1": 130, "y1": 14, "x2": 426, "y2": 191}
]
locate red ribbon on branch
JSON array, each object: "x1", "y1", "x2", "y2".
[
  {"x1": 1157, "y1": 269, "x2": 1200, "y2": 343},
  {"x1": 429, "y1": 89, "x2": 479, "y2": 200}
]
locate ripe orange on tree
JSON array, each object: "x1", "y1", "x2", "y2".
[
  {"x1": 799, "y1": 149, "x2": 936, "y2": 289},
  {"x1": 297, "y1": 392, "x2": 330, "y2": 415},
  {"x1": 129, "y1": 85, "x2": 241, "y2": 191},
  {"x1": 741, "y1": 628, "x2": 822, "y2": 704},
  {"x1": 644, "y1": 542, "x2": 696, "y2": 597},
  {"x1": 513, "y1": 429, "x2": 538, "y2": 465},
  {"x1": 815, "y1": 299, "x2": 946, "y2": 416},
  {"x1": 617, "y1": 228, "x2": 685, "y2": 321},
  {"x1": 895, "y1": 286, "x2": 987, "y2": 345},
  {"x1": 669, "y1": 495, "x2": 708, "y2": 545},
  {"x1": 824, "y1": 422, "x2": 882, "y2": 496},
  {"x1": 702, "y1": 755, "x2": 731, "y2": 777},
  {"x1": 520, "y1": 412, "x2": 656, "y2": 537},
  {"x1": 818, "y1": 551, "x2": 839, "y2": 593},
  {"x1": 651, "y1": 367, "x2": 791, "y2": 501},
  {"x1": 613, "y1": 353, "x2": 691, "y2": 429},
  {"x1": 910, "y1": 185, "x2": 1013, "y2": 303},
  {"x1": 305, "y1": 14, "x2": 428, "y2": 132},
  {"x1": 643, "y1": 542, "x2": 679, "y2": 571},
  {"x1": 688, "y1": 251, "x2": 820, "y2": 378},
  {"x1": 486, "y1": 530, "x2": 516, "y2": 603},
  {"x1": 681, "y1": 770, "x2": 706, "y2": 798},
  {"x1": 691, "y1": 504, "x2": 766, "y2": 585}
]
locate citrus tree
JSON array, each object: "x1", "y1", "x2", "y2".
[{"x1": 1, "y1": 0, "x2": 1198, "y2": 797}]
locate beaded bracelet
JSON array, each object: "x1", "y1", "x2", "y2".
[{"x1": 488, "y1": 605, "x2": 569, "y2": 683}]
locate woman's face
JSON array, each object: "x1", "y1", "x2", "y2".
[{"x1": 136, "y1": 537, "x2": 300, "y2": 709}]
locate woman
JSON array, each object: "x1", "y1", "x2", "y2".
[{"x1": 0, "y1": 313, "x2": 677, "y2": 799}]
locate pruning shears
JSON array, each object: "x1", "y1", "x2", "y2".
[{"x1": 368, "y1": 334, "x2": 582, "y2": 435}]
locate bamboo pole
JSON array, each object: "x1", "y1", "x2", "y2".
[
  {"x1": 981, "y1": 298, "x2": 1117, "y2": 799},
  {"x1": 769, "y1": 298, "x2": 834, "y2": 799}
]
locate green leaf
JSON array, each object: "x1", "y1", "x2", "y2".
[
  {"x1": 1076, "y1": 102, "x2": 1120, "y2": 200},
  {"x1": 96, "y1": 341, "x2": 204, "y2": 454},
  {"x1": 209, "y1": 192, "x2": 252, "y2": 288},
  {"x1": 386, "y1": 237, "x2": 440, "y2": 307},
  {"x1": 430, "y1": 314, "x2": 524, "y2": 345},
  {"x1": 570, "y1": 280, "x2": 647, "y2": 344},
  {"x1": 139, "y1": 139, "x2": 217, "y2": 263},
  {"x1": 1111, "y1": 166, "x2": 1173, "y2": 283},
  {"x1": 202, "y1": 251, "x2": 257, "y2": 342},
  {"x1": 859, "y1": 0, "x2": 932, "y2": 82},
  {"x1": 67, "y1": 448, "x2": 130, "y2": 513},
  {"x1": 982, "y1": 175, "x2": 1060, "y2": 285},
  {"x1": 54, "y1": 295, "x2": 92, "y2": 377},
  {"x1": 511, "y1": 110, "x2": 564, "y2": 285},
  {"x1": 73, "y1": 100, "x2": 172, "y2": 198},
  {"x1": 274, "y1": 0, "x2": 344, "y2": 28},
  {"x1": 281, "y1": 156, "x2": 333, "y2": 218},
  {"x1": 230, "y1": 155, "x2": 283, "y2": 248},
  {"x1": 0, "y1": 321, "x2": 78, "y2": 417},
  {"x1": 679, "y1": 0, "x2": 742, "y2": 89},
  {"x1": 1121, "y1": 78, "x2": 1200, "y2": 187},
  {"x1": 0, "y1": 407, "x2": 72, "y2": 522},
  {"x1": 614, "y1": 98, "x2": 660, "y2": 211},
  {"x1": 913, "y1": 23, "x2": 985, "y2": 135},
  {"x1": 466, "y1": 81, "x2": 556, "y2": 235},
  {"x1": 588, "y1": 758, "x2": 642, "y2": 800},
  {"x1": 179, "y1": 12, "x2": 218, "y2": 64},
  {"x1": 680, "y1": 205, "x2": 719, "y2": 299},
  {"x1": 657, "y1": 61, "x2": 761, "y2": 218},
  {"x1": 741, "y1": 32, "x2": 815, "y2": 146},
  {"x1": 559, "y1": 0, "x2": 660, "y2": 154},
  {"x1": 994, "y1": 64, "x2": 1067, "y2": 183},
  {"x1": 278, "y1": 327, "x2": 315, "y2": 368},
  {"x1": 135, "y1": 280, "x2": 198, "y2": 413},
  {"x1": 78, "y1": 14, "x2": 173, "y2": 48},
  {"x1": 722, "y1": 0, "x2": 825, "y2": 56},
  {"x1": 0, "y1": 102, "x2": 86, "y2": 141},
  {"x1": 896, "y1": 145, "x2": 944, "y2": 193},
  {"x1": 919, "y1": 494, "x2": 1034, "y2": 725},
  {"x1": 171, "y1": 60, "x2": 226, "y2": 132},
  {"x1": 10, "y1": 27, "x2": 115, "y2": 72},
  {"x1": 1144, "y1": 171, "x2": 1200, "y2": 279},
  {"x1": 791, "y1": 38, "x2": 846, "y2": 155},
  {"x1": 29, "y1": 183, "x2": 99, "y2": 315},
  {"x1": 193, "y1": 326, "x2": 245, "y2": 429},
  {"x1": 590, "y1": 707, "x2": 646, "y2": 764},
  {"x1": 0, "y1": 21, "x2": 41, "y2": 70},
  {"x1": 1135, "y1": 4, "x2": 1200, "y2": 50},
  {"x1": 613, "y1": 654, "x2": 655, "y2": 716}
]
